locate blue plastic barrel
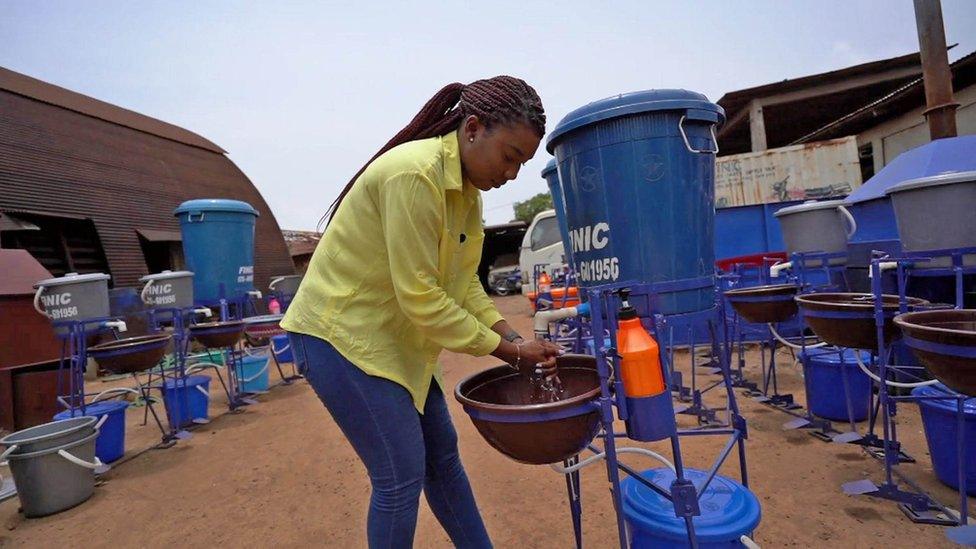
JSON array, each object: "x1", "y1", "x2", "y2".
[
  {"x1": 912, "y1": 383, "x2": 976, "y2": 495},
  {"x1": 236, "y1": 354, "x2": 270, "y2": 393},
  {"x1": 271, "y1": 334, "x2": 293, "y2": 363},
  {"x1": 162, "y1": 375, "x2": 211, "y2": 428},
  {"x1": 547, "y1": 90, "x2": 724, "y2": 315},
  {"x1": 54, "y1": 400, "x2": 129, "y2": 464},
  {"x1": 622, "y1": 467, "x2": 761, "y2": 548},
  {"x1": 799, "y1": 349, "x2": 872, "y2": 421},
  {"x1": 542, "y1": 158, "x2": 574, "y2": 266},
  {"x1": 174, "y1": 199, "x2": 259, "y2": 306}
]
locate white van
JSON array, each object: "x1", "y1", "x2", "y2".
[{"x1": 519, "y1": 209, "x2": 567, "y2": 294}]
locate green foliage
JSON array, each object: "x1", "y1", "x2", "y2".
[{"x1": 512, "y1": 192, "x2": 553, "y2": 223}]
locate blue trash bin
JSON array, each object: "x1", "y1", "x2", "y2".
[
  {"x1": 235, "y1": 354, "x2": 271, "y2": 393},
  {"x1": 547, "y1": 90, "x2": 724, "y2": 315},
  {"x1": 174, "y1": 199, "x2": 259, "y2": 306},
  {"x1": 912, "y1": 383, "x2": 976, "y2": 495},
  {"x1": 543, "y1": 158, "x2": 574, "y2": 267},
  {"x1": 799, "y1": 349, "x2": 872, "y2": 421},
  {"x1": 162, "y1": 375, "x2": 211, "y2": 428},
  {"x1": 272, "y1": 334, "x2": 293, "y2": 363},
  {"x1": 621, "y1": 467, "x2": 761, "y2": 548},
  {"x1": 54, "y1": 400, "x2": 129, "y2": 464}
]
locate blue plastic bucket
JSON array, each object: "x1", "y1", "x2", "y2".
[
  {"x1": 272, "y1": 334, "x2": 293, "y2": 362},
  {"x1": 235, "y1": 354, "x2": 270, "y2": 393},
  {"x1": 174, "y1": 199, "x2": 259, "y2": 306},
  {"x1": 542, "y1": 158, "x2": 574, "y2": 267},
  {"x1": 622, "y1": 467, "x2": 761, "y2": 548},
  {"x1": 911, "y1": 383, "x2": 976, "y2": 495},
  {"x1": 162, "y1": 375, "x2": 211, "y2": 428},
  {"x1": 54, "y1": 400, "x2": 129, "y2": 464},
  {"x1": 547, "y1": 90, "x2": 724, "y2": 315},
  {"x1": 799, "y1": 349, "x2": 872, "y2": 421}
]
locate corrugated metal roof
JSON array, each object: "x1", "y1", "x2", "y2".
[
  {"x1": 137, "y1": 228, "x2": 182, "y2": 242},
  {"x1": 0, "y1": 66, "x2": 225, "y2": 154},
  {"x1": 717, "y1": 51, "x2": 922, "y2": 116},
  {"x1": 0, "y1": 248, "x2": 53, "y2": 296},
  {"x1": 0, "y1": 85, "x2": 294, "y2": 289}
]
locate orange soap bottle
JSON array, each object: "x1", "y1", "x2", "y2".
[{"x1": 615, "y1": 290, "x2": 665, "y2": 398}]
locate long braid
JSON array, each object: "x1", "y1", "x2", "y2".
[{"x1": 319, "y1": 76, "x2": 545, "y2": 229}]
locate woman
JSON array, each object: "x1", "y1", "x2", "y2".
[{"x1": 282, "y1": 76, "x2": 562, "y2": 548}]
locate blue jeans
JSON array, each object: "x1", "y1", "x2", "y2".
[{"x1": 288, "y1": 332, "x2": 492, "y2": 549}]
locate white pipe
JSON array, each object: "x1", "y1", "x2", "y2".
[
  {"x1": 549, "y1": 447, "x2": 676, "y2": 474},
  {"x1": 853, "y1": 351, "x2": 939, "y2": 388},
  {"x1": 838, "y1": 205, "x2": 858, "y2": 239},
  {"x1": 868, "y1": 261, "x2": 898, "y2": 278},
  {"x1": 186, "y1": 362, "x2": 224, "y2": 374},
  {"x1": 103, "y1": 320, "x2": 128, "y2": 333},
  {"x1": 247, "y1": 290, "x2": 263, "y2": 299},
  {"x1": 768, "y1": 324, "x2": 827, "y2": 350},
  {"x1": 140, "y1": 279, "x2": 155, "y2": 305},
  {"x1": 91, "y1": 387, "x2": 140, "y2": 403},
  {"x1": 533, "y1": 306, "x2": 580, "y2": 335},
  {"x1": 33, "y1": 286, "x2": 51, "y2": 318},
  {"x1": 193, "y1": 308, "x2": 213, "y2": 318},
  {"x1": 741, "y1": 535, "x2": 762, "y2": 549},
  {"x1": 769, "y1": 261, "x2": 792, "y2": 278}
]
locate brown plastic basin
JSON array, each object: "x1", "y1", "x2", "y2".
[
  {"x1": 454, "y1": 354, "x2": 602, "y2": 465},
  {"x1": 795, "y1": 293, "x2": 928, "y2": 350},
  {"x1": 190, "y1": 321, "x2": 244, "y2": 348},
  {"x1": 724, "y1": 284, "x2": 799, "y2": 324},
  {"x1": 894, "y1": 309, "x2": 976, "y2": 396},
  {"x1": 88, "y1": 334, "x2": 171, "y2": 374}
]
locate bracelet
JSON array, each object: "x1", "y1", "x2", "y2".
[{"x1": 512, "y1": 342, "x2": 523, "y2": 371}]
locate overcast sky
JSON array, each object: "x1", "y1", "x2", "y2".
[{"x1": 3, "y1": 1, "x2": 975, "y2": 229}]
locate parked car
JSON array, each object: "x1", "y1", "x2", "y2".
[{"x1": 519, "y1": 209, "x2": 566, "y2": 294}]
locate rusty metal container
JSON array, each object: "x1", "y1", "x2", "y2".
[
  {"x1": 796, "y1": 293, "x2": 928, "y2": 350},
  {"x1": 895, "y1": 309, "x2": 976, "y2": 396},
  {"x1": 724, "y1": 284, "x2": 799, "y2": 324}
]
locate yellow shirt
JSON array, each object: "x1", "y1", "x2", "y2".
[{"x1": 280, "y1": 132, "x2": 504, "y2": 412}]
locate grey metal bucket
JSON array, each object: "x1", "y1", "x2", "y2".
[
  {"x1": 1, "y1": 427, "x2": 102, "y2": 518},
  {"x1": 886, "y1": 171, "x2": 976, "y2": 268},
  {"x1": 774, "y1": 200, "x2": 856, "y2": 266},
  {"x1": 139, "y1": 270, "x2": 195, "y2": 309},
  {"x1": 269, "y1": 274, "x2": 302, "y2": 298},
  {"x1": 0, "y1": 416, "x2": 97, "y2": 454},
  {"x1": 33, "y1": 272, "x2": 111, "y2": 335}
]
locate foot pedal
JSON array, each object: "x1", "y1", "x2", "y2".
[
  {"x1": 783, "y1": 417, "x2": 810, "y2": 430},
  {"x1": 831, "y1": 431, "x2": 862, "y2": 444},
  {"x1": 899, "y1": 504, "x2": 959, "y2": 526},
  {"x1": 842, "y1": 479, "x2": 878, "y2": 495}
]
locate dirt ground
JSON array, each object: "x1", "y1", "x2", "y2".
[{"x1": 1, "y1": 295, "x2": 973, "y2": 548}]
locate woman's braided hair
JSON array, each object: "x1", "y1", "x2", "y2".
[{"x1": 320, "y1": 76, "x2": 545, "y2": 228}]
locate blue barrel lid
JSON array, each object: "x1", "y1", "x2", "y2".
[
  {"x1": 546, "y1": 89, "x2": 725, "y2": 153},
  {"x1": 911, "y1": 383, "x2": 976, "y2": 415},
  {"x1": 162, "y1": 374, "x2": 211, "y2": 390},
  {"x1": 173, "y1": 199, "x2": 259, "y2": 217},
  {"x1": 54, "y1": 400, "x2": 129, "y2": 420},
  {"x1": 799, "y1": 348, "x2": 871, "y2": 364},
  {"x1": 622, "y1": 468, "x2": 761, "y2": 544},
  {"x1": 541, "y1": 157, "x2": 557, "y2": 178},
  {"x1": 773, "y1": 199, "x2": 845, "y2": 217},
  {"x1": 845, "y1": 135, "x2": 976, "y2": 205},
  {"x1": 885, "y1": 170, "x2": 976, "y2": 195}
]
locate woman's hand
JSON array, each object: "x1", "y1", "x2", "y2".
[{"x1": 492, "y1": 338, "x2": 562, "y2": 377}]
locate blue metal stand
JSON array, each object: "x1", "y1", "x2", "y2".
[
  {"x1": 840, "y1": 249, "x2": 974, "y2": 527},
  {"x1": 552, "y1": 281, "x2": 750, "y2": 548}
]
